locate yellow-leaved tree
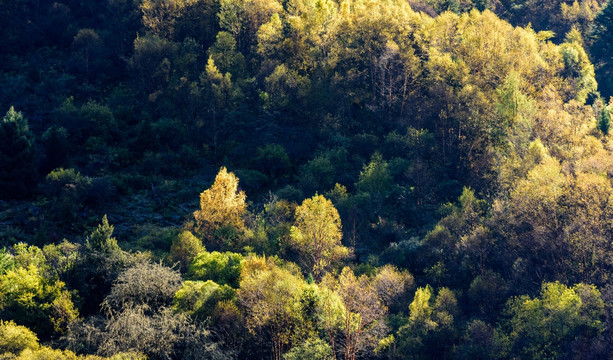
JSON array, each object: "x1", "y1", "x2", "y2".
[{"x1": 194, "y1": 167, "x2": 247, "y2": 249}]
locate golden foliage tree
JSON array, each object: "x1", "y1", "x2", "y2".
[{"x1": 194, "y1": 167, "x2": 247, "y2": 247}]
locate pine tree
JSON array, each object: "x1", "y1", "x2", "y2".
[
  {"x1": 86, "y1": 215, "x2": 120, "y2": 253},
  {"x1": 598, "y1": 106, "x2": 610, "y2": 135},
  {"x1": 0, "y1": 107, "x2": 38, "y2": 199},
  {"x1": 590, "y1": 0, "x2": 613, "y2": 98}
]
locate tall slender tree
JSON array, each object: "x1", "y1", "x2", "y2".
[
  {"x1": 0, "y1": 107, "x2": 37, "y2": 199},
  {"x1": 591, "y1": 0, "x2": 613, "y2": 98}
]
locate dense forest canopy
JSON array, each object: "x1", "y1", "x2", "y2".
[{"x1": 2, "y1": 0, "x2": 613, "y2": 359}]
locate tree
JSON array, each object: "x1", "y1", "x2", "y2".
[
  {"x1": 66, "y1": 262, "x2": 226, "y2": 360},
  {"x1": 86, "y1": 215, "x2": 120, "y2": 254},
  {"x1": 495, "y1": 71, "x2": 534, "y2": 133},
  {"x1": 72, "y1": 28, "x2": 102, "y2": 83},
  {"x1": 455, "y1": 320, "x2": 509, "y2": 360},
  {"x1": 318, "y1": 265, "x2": 411, "y2": 360},
  {"x1": 356, "y1": 153, "x2": 393, "y2": 197},
  {"x1": 396, "y1": 286, "x2": 436, "y2": 359},
  {"x1": 590, "y1": 0, "x2": 613, "y2": 98},
  {"x1": 560, "y1": 172, "x2": 613, "y2": 286},
  {"x1": 208, "y1": 31, "x2": 245, "y2": 76},
  {"x1": 597, "y1": 105, "x2": 610, "y2": 135},
  {"x1": 284, "y1": 338, "x2": 333, "y2": 360},
  {"x1": 559, "y1": 30, "x2": 597, "y2": 104},
  {"x1": 504, "y1": 282, "x2": 605, "y2": 359},
  {"x1": 0, "y1": 263, "x2": 79, "y2": 339},
  {"x1": 396, "y1": 286, "x2": 459, "y2": 360},
  {"x1": 237, "y1": 256, "x2": 307, "y2": 360},
  {"x1": 507, "y1": 156, "x2": 567, "y2": 283},
  {"x1": 193, "y1": 167, "x2": 247, "y2": 249},
  {"x1": 0, "y1": 248, "x2": 14, "y2": 275},
  {"x1": 74, "y1": 216, "x2": 139, "y2": 316},
  {"x1": 139, "y1": 0, "x2": 198, "y2": 39},
  {"x1": 0, "y1": 107, "x2": 37, "y2": 199},
  {"x1": 97, "y1": 306, "x2": 227, "y2": 360},
  {"x1": 289, "y1": 194, "x2": 349, "y2": 280},
  {"x1": 173, "y1": 280, "x2": 235, "y2": 321},
  {"x1": 254, "y1": 144, "x2": 292, "y2": 183},
  {"x1": 130, "y1": 33, "x2": 178, "y2": 95},
  {"x1": 325, "y1": 267, "x2": 386, "y2": 360}
]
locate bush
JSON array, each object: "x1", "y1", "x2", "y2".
[
  {"x1": 169, "y1": 231, "x2": 205, "y2": 272},
  {"x1": 187, "y1": 251, "x2": 243, "y2": 288},
  {"x1": 0, "y1": 320, "x2": 39, "y2": 355},
  {"x1": 0, "y1": 264, "x2": 79, "y2": 339},
  {"x1": 103, "y1": 261, "x2": 183, "y2": 313},
  {"x1": 129, "y1": 225, "x2": 179, "y2": 258},
  {"x1": 41, "y1": 168, "x2": 91, "y2": 224},
  {"x1": 173, "y1": 280, "x2": 236, "y2": 321},
  {"x1": 284, "y1": 338, "x2": 333, "y2": 360}
]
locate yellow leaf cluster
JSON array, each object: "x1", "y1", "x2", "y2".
[{"x1": 194, "y1": 167, "x2": 247, "y2": 239}]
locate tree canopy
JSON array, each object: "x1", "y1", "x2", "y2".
[{"x1": 2, "y1": 0, "x2": 613, "y2": 359}]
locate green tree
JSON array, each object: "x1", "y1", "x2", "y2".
[
  {"x1": 455, "y1": 320, "x2": 509, "y2": 360},
  {"x1": 74, "y1": 216, "x2": 137, "y2": 316},
  {"x1": 0, "y1": 263, "x2": 79, "y2": 339},
  {"x1": 79, "y1": 100, "x2": 117, "y2": 142},
  {"x1": 507, "y1": 156, "x2": 567, "y2": 283},
  {"x1": 130, "y1": 34, "x2": 178, "y2": 95},
  {"x1": 504, "y1": 282, "x2": 605, "y2": 359},
  {"x1": 598, "y1": 105, "x2": 610, "y2": 135},
  {"x1": 208, "y1": 31, "x2": 246, "y2": 76},
  {"x1": 356, "y1": 152, "x2": 392, "y2": 197},
  {"x1": 495, "y1": 71, "x2": 534, "y2": 142},
  {"x1": 86, "y1": 215, "x2": 120, "y2": 254},
  {"x1": 289, "y1": 194, "x2": 349, "y2": 280},
  {"x1": 0, "y1": 248, "x2": 14, "y2": 275},
  {"x1": 173, "y1": 280, "x2": 236, "y2": 321},
  {"x1": 254, "y1": 143, "x2": 292, "y2": 183},
  {"x1": 397, "y1": 286, "x2": 436, "y2": 358},
  {"x1": 72, "y1": 28, "x2": 102, "y2": 83},
  {"x1": 559, "y1": 29, "x2": 597, "y2": 104},
  {"x1": 262, "y1": 64, "x2": 311, "y2": 111},
  {"x1": 590, "y1": 0, "x2": 613, "y2": 98},
  {"x1": 396, "y1": 286, "x2": 459, "y2": 359},
  {"x1": 237, "y1": 256, "x2": 307, "y2": 360},
  {"x1": 284, "y1": 337, "x2": 333, "y2": 360},
  {"x1": 0, "y1": 107, "x2": 38, "y2": 199}
]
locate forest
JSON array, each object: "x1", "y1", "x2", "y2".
[{"x1": 1, "y1": 0, "x2": 613, "y2": 359}]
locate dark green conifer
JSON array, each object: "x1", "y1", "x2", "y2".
[
  {"x1": 0, "y1": 107, "x2": 38, "y2": 199},
  {"x1": 598, "y1": 106, "x2": 610, "y2": 135},
  {"x1": 591, "y1": 1, "x2": 613, "y2": 98}
]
